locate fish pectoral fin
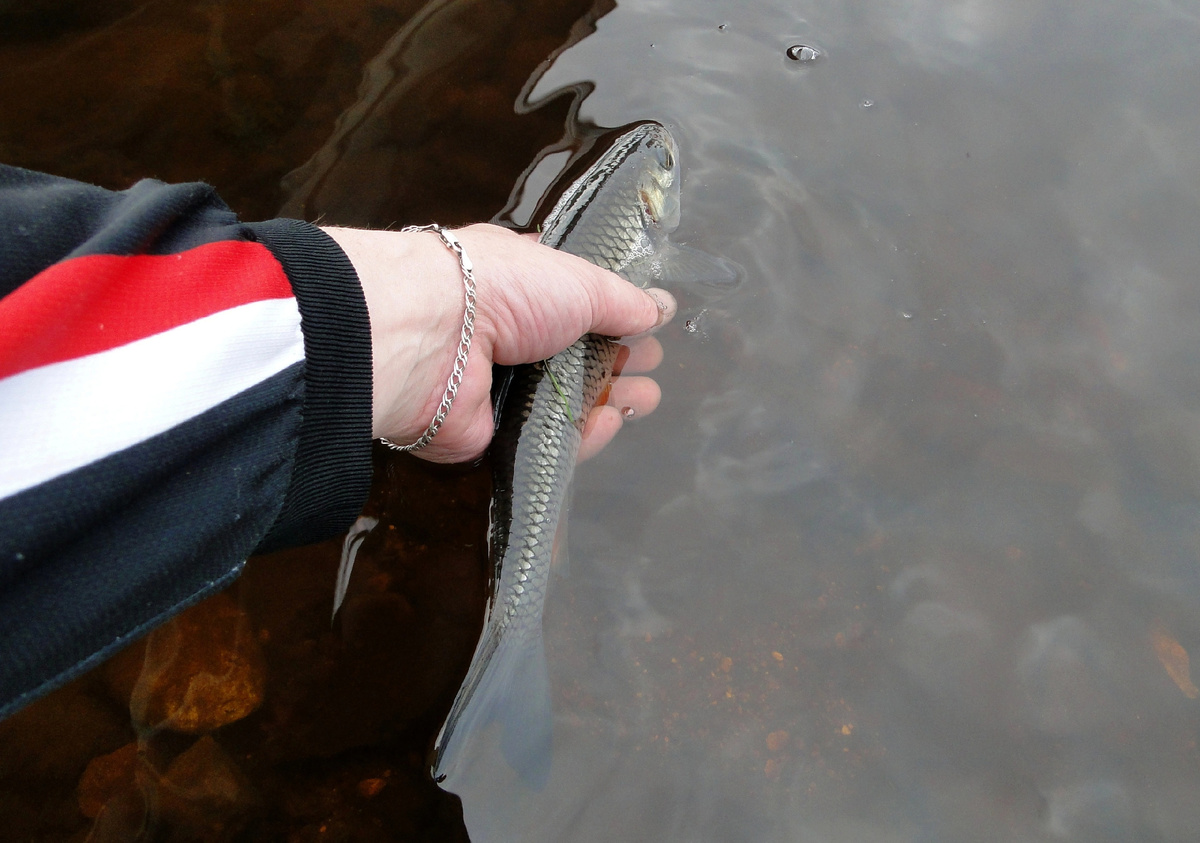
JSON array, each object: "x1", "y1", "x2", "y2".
[
  {"x1": 663, "y1": 243, "x2": 743, "y2": 291},
  {"x1": 433, "y1": 632, "x2": 553, "y2": 791},
  {"x1": 625, "y1": 243, "x2": 742, "y2": 293}
]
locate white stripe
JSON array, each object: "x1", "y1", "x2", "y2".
[{"x1": 0, "y1": 298, "x2": 304, "y2": 500}]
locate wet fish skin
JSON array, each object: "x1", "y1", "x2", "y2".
[
  {"x1": 432, "y1": 124, "x2": 681, "y2": 789},
  {"x1": 538, "y1": 123, "x2": 680, "y2": 282}
]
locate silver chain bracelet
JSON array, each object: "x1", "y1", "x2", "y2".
[{"x1": 380, "y1": 224, "x2": 477, "y2": 453}]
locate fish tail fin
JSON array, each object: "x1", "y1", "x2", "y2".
[
  {"x1": 433, "y1": 630, "x2": 552, "y2": 790},
  {"x1": 499, "y1": 633, "x2": 552, "y2": 789}
]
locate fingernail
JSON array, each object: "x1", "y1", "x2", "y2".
[{"x1": 646, "y1": 288, "x2": 676, "y2": 327}]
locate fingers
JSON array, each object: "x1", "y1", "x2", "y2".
[
  {"x1": 587, "y1": 282, "x2": 675, "y2": 340},
  {"x1": 607, "y1": 374, "x2": 662, "y2": 417},
  {"x1": 591, "y1": 284, "x2": 677, "y2": 340},
  {"x1": 613, "y1": 336, "x2": 663, "y2": 375},
  {"x1": 623, "y1": 288, "x2": 677, "y2": 338},
  {"x1": 579, "y1": 406, "x2": 623, "y2": 462},
  {"x1": 579, "y1": 375, "x2": 661, "y2": 462},
  {"x1": 452, "y1": 225, "x2": 678, "y2": 373},
  {"x1": 515, "y1": 228, "x2": 677, "y2": 338}
]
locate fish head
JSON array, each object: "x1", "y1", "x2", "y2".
[
  {"x1": 538, "y1": 122, "x2": 738, "y2": 292},
  {"x1": 636, "y1": 125, "x2": 681, "y2": 233},
  {"x1": 538, "y1": 122, "x2": 683, "y2": 277}
]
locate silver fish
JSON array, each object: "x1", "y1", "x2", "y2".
[{"x1": 431, "y1": 123, "x2": 686, "y2": 789}]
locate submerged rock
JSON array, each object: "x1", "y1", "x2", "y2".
[
  {"x1": 155, "y1": 736, "x2": 259, "y2": 829},
  {"x1": 82, "y1": 736, "x2": 260, "y2": 840},
  {"x1": 77, "y1": 742, "x2": 139, "y2": 820},
  {"x1": 106, "y1": 593, "x2": 267, "y2": 734}
]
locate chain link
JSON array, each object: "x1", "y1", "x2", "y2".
[{"x1": 380, "y1": 224, "x2": 478, "y2": 453}]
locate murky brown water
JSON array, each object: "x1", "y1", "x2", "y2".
[
  {"x1": 6, "y1": 0, "x2": 1200, "y2": 840},
  {"x1": 0, "y1": 0, "x2": 599, "y2": 838}
]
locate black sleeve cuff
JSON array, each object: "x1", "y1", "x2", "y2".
[{"x1": 246, "y1": 218, "x2": 374, "y2": 552}]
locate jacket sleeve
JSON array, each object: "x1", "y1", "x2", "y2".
[{"x1": 0, "y1": 164, "x2": 374, "y2": 719}]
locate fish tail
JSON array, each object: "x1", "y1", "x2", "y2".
[
  {"x1": 433, "y1": 630, "x2": 552, "y2": 790},
  {"x1": 499, "y1": 632, "x2": 552, "y2": 788}
]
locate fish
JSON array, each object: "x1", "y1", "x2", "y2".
[{"x1": 431, "y1": 122, "x2": 727, "y2": 789}]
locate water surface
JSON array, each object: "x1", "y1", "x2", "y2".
[
  {"x1": 450, "y1": 1, "x2": 1200, "y2": 840},
  {"x1": 3, "y1": 0, "x2": 1200, "y2": 840}
]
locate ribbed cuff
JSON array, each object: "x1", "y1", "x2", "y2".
[{"x1": 246, "y1": 218, "x2": 373, "y2": 552}]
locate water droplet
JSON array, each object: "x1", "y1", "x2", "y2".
[
  {"x1": 621, "y1": 406, "x2": 637, "y2": 419},
  {"x1": 861, "y1": 98, "x2": 874, "y2": 108},
  {"x1": 786, "y1": 44, "x2": 819, "y2": 62}
]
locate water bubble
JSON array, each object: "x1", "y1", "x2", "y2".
[
  {"x1": 786, "y1": 44, "x2": 819, "y2": 62},
  {"x1": 684, "y1": 307, "x2": 710, "y2": 337},
  {"x1": 718, "y1": 23, "x2": 728, "y2": 31},
  {"x1": 621, "y1": 406, "x2": 637, "y2": 419},
  {"x1": 861, "y1": 98, "x2": 874, "y2": 108},
  {"x1": 900, "y1": 310, "x2": 914, "y2": 320}
]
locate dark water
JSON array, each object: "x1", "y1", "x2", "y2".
[{"x1": 4, "y1": 0, "x2": 1200, "y2": 840}]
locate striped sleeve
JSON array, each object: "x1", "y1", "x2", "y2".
[{"x1": 0, "y1": 165, "x2": 373, "y2": 718}]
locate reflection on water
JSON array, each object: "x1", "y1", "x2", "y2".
[{"x1": 4, "y1": 0, "x2": 1200, "y2": 839}]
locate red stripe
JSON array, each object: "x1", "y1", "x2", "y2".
[{"x1": 0, "y1": 240, "x2": 294, "y2": 380}]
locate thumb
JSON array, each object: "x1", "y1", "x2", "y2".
[{"x1": 590, "y1": 280, "x2": 677, "y2": 338}]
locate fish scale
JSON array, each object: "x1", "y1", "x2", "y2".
[
  {"x1": 496, "y1": 337, "x2": 618, "y2": 632},
  {"x1": 432, "y1": 123, "x2": 681, "y2": 789}
]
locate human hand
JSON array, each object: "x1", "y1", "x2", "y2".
[{"x1": 321, "y1": 223, "x2": 676, "y2": 464}]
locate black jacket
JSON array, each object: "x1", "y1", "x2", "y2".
[{"x1": 0, "y1": 165, "x2": 374, "y2": 718}]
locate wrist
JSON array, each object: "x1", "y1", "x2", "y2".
[
  {"x1": 320, "y1": 225, "x2": 467, "y2": 442},
  {"x1": 378, "y1": 225, "x2": 477, "y2": 453}
]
